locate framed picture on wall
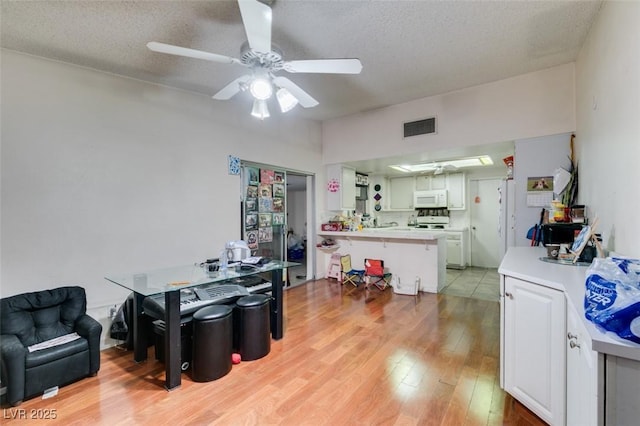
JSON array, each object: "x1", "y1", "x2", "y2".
[
  {"x1": 260, "y1": 169, "x2": 275, "y2": 184},
  {"x1": 246, "y1": 167, "x2": 260, "y2": 185},
  {"x1": 259, "y1": 213, "x2": 272, "y2": 227},
  {"x1": 274, "y1": 171, "x2": 284, "y2": 183},
  {"x1": 259, "y1": 227, "x2": 273, "y2": 243},
  {"x1": 273, "y1": 212, "x2": 285, "y2": 226},
  {"x1": 272, "y1": 198, "x2": 284, "y2": 212},
  {"x1": 273, "y1": 183, "x2": 285, "y2": 198},
  {"x1": 245, "y1": 213, "x2": 258, "y2": 230},
  {"x1": 246, "y1": 230, "x2": 258, "y2": 249},
  {"x1": 246, "y1": 185, "x2": 258, "y2": 198},
  {"x1": 245, "y1": 198, "x2": 257, "y2": 212},
  {"x1": 259, "y1": 197, "x2": 273, "y2": 212},
  {"x1": 259, "y1": 183, "x2": 272, "y2": 198}
]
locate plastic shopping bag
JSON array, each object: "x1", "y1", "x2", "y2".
[{"x1": 584, "y1": 257, "x2": 640, "y2": 344}]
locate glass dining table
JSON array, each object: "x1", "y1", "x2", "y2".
[{"x1": 105, "y1": 260, "x2": 295, "y2": 390}]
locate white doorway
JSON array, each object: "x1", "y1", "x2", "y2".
[
  {"x1": 469, "y1": 178, "x2": 502, "y2": 268},
  {"x1": 286, "y1": 173, "x2": 315, "y2": 286}
]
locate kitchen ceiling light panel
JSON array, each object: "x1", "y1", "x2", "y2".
[{"x1": 389, "y1": 155, "x2": 494, "y2": 173}]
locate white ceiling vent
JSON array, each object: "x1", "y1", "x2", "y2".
[{"x1": 403, "y1": 117, "x2": 436, "y2": 138}]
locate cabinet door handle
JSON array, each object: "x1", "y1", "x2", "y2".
[
  {"x1": 567, "y1": 332, "x2": 578, "y2": 340},
  {"x1": 505, "y1": 292, "x2": 513, "y2": 299},
  {"x1": 569, "y1": 339, "x2": 580, "y2": 349}
]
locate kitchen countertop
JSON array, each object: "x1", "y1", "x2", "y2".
[
  {"x1": 318, "y1": 227, "x2": 447, "y2": 241},
  {"x1": 499, "y1": 246, "x2": 640, "y2": 361}
]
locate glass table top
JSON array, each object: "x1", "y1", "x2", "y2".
[{"x1": 105, "y1": 260, "x2": 299, "y2": 296}]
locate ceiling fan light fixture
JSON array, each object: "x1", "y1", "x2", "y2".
[
  {"x1": 276, "y1": 87, "x2": 298, "y2": 113},
  {"x1": 249, "y1": 76, "x2": 273, "y2": 100},
  {"x1": 251, "y1": 99, "x2": 270, "y2": 120}
]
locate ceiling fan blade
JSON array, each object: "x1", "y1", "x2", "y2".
[
  {"x1": 147, "y1": 42, "x2": 241, "y2": 65},
  {"x1": 272, "y1": 77, "x2": 319, "y2": 108},
  {"x1": 283, "y1": 59, "x2": 363, "y2": 74},
  {"x1": 212, "y1": 75, "x2": 251, "y2": 100},
  {"x1": 238, "y1": 0, "x2": 272, "y2": 54}
]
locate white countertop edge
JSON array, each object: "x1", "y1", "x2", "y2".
[
  {"x1": 500, "y1": 247, "x2": 640, "y2": 362},
  {"x1": 317, "y1": 230, "x2": 446, "y2": 241}
]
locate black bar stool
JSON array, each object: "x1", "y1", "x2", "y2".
[
  {"x1": 191, "y1": 305, "x2": 233, "y2": 382},
  {"x1": 234, "y1": 295, "x2": 271, "y2": 361}
]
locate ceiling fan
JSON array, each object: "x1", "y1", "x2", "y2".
[
  {"x1": 147, "y1": 0, "x2": 362, "y2": 119},
  {"x1": 433, "y1": 164, "x2": 458, "y2": 175}
]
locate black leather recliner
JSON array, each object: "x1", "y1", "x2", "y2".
[{"x1": 1, "y1": 286, "x2": 102, "y2": 406}]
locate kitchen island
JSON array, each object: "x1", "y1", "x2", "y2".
[{"x1": 317, "y1": 227, "x2": 446, "y2": 293}]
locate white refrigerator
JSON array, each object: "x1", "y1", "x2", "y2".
[{"x1": 498, "y1": 179, "x2": 516, "y2": 259}]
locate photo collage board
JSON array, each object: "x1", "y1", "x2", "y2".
[{"x1": 243, "y1": 167, "x2": 285, "y2": 251}]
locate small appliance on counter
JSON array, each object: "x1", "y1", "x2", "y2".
[{"x1": 225, "y1": 240, "x2": 250, "y2": 262}]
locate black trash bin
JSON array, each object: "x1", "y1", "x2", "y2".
[
  {"x1": 191, "y1": 305, "x2": 233, "y2": 382},
  {"x1": 234, "y1": 294, "x2": 271, "y2": 361}
]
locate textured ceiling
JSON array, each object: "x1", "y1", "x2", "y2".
[{"x1": 1, "y1": 0, "x2": 603, "y2": 123}]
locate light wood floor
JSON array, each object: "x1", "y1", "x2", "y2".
[{"x1": 1, "y1": 280, "x2": 546, "y2": 425}]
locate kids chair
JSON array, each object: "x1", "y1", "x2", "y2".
[
  {"x1": 364, "y1": 259, "x2": 392, "y2": 290},
  {"x1": 340, "y1": 255, "x2": 365, "y2": 287}
]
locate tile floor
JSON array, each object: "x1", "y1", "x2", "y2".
[{"x1": 441, "y1": 266, "x2": 500, "y2": 301}]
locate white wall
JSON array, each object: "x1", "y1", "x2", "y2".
[
  {"x1": 322, "y1": 63, "x2": 575, "y2": 164},
  {"x1": 575, "y1": 1, "x2": 640, "y2": 257},
  {"x1": 286, "y1": 189, "x2": 306, "y2": 239},
  {"x1": 0, "y1": 50, "x2": 323, "y2": 345},
  {"x1": 513, "y1": 133, "x2": 572, "y2": 247}
]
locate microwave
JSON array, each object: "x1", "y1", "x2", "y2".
[{"x1": 414, "y1": 190, "x2": 448, "y2": 208}]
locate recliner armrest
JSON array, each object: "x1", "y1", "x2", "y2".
[
  {"x1": 1, "y1": 334, "x2": 27, "y2": 406},
  {"x1": 75, "y1": 315, "x2": 102, "y2": 374}
]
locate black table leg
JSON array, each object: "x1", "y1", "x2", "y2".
[
  {"x1": 133, "y1": 292, "x2": 147, "y2": 363},
  {"x1": 271, "y1": 268, "x2": 283, "y2": 340},
  {"x1": 164, "y1": 289, "x2": 181, "y2": 390}
]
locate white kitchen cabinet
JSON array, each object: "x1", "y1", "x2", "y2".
[
  {"x1": 502, "y1": 276, "x2": 566, "y2": 426},
  {"x1": 446, "y1": 238, "x2": 461, "y2": 266},
  {"x1": 326, "y1": 165, "x2": 356, "y2": 211},
  {"x1": 388, "y1": 176, "x2": 415, "y2": 210},
  {"x1": 604, "y1": 355, "x2": 640, "y2": 426},
  {"x1": 443, "y1": 230, "x2": 467, "y2": 269},
  {"x1": 415, "y1": 174, "x2": 446, "y2": 191},
  {"x1": 566, "y1": 304, "x2": 599, "y2": 426},
  {"x1": 446, "y1": 172, "x2": 466, "y2": 210}
]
